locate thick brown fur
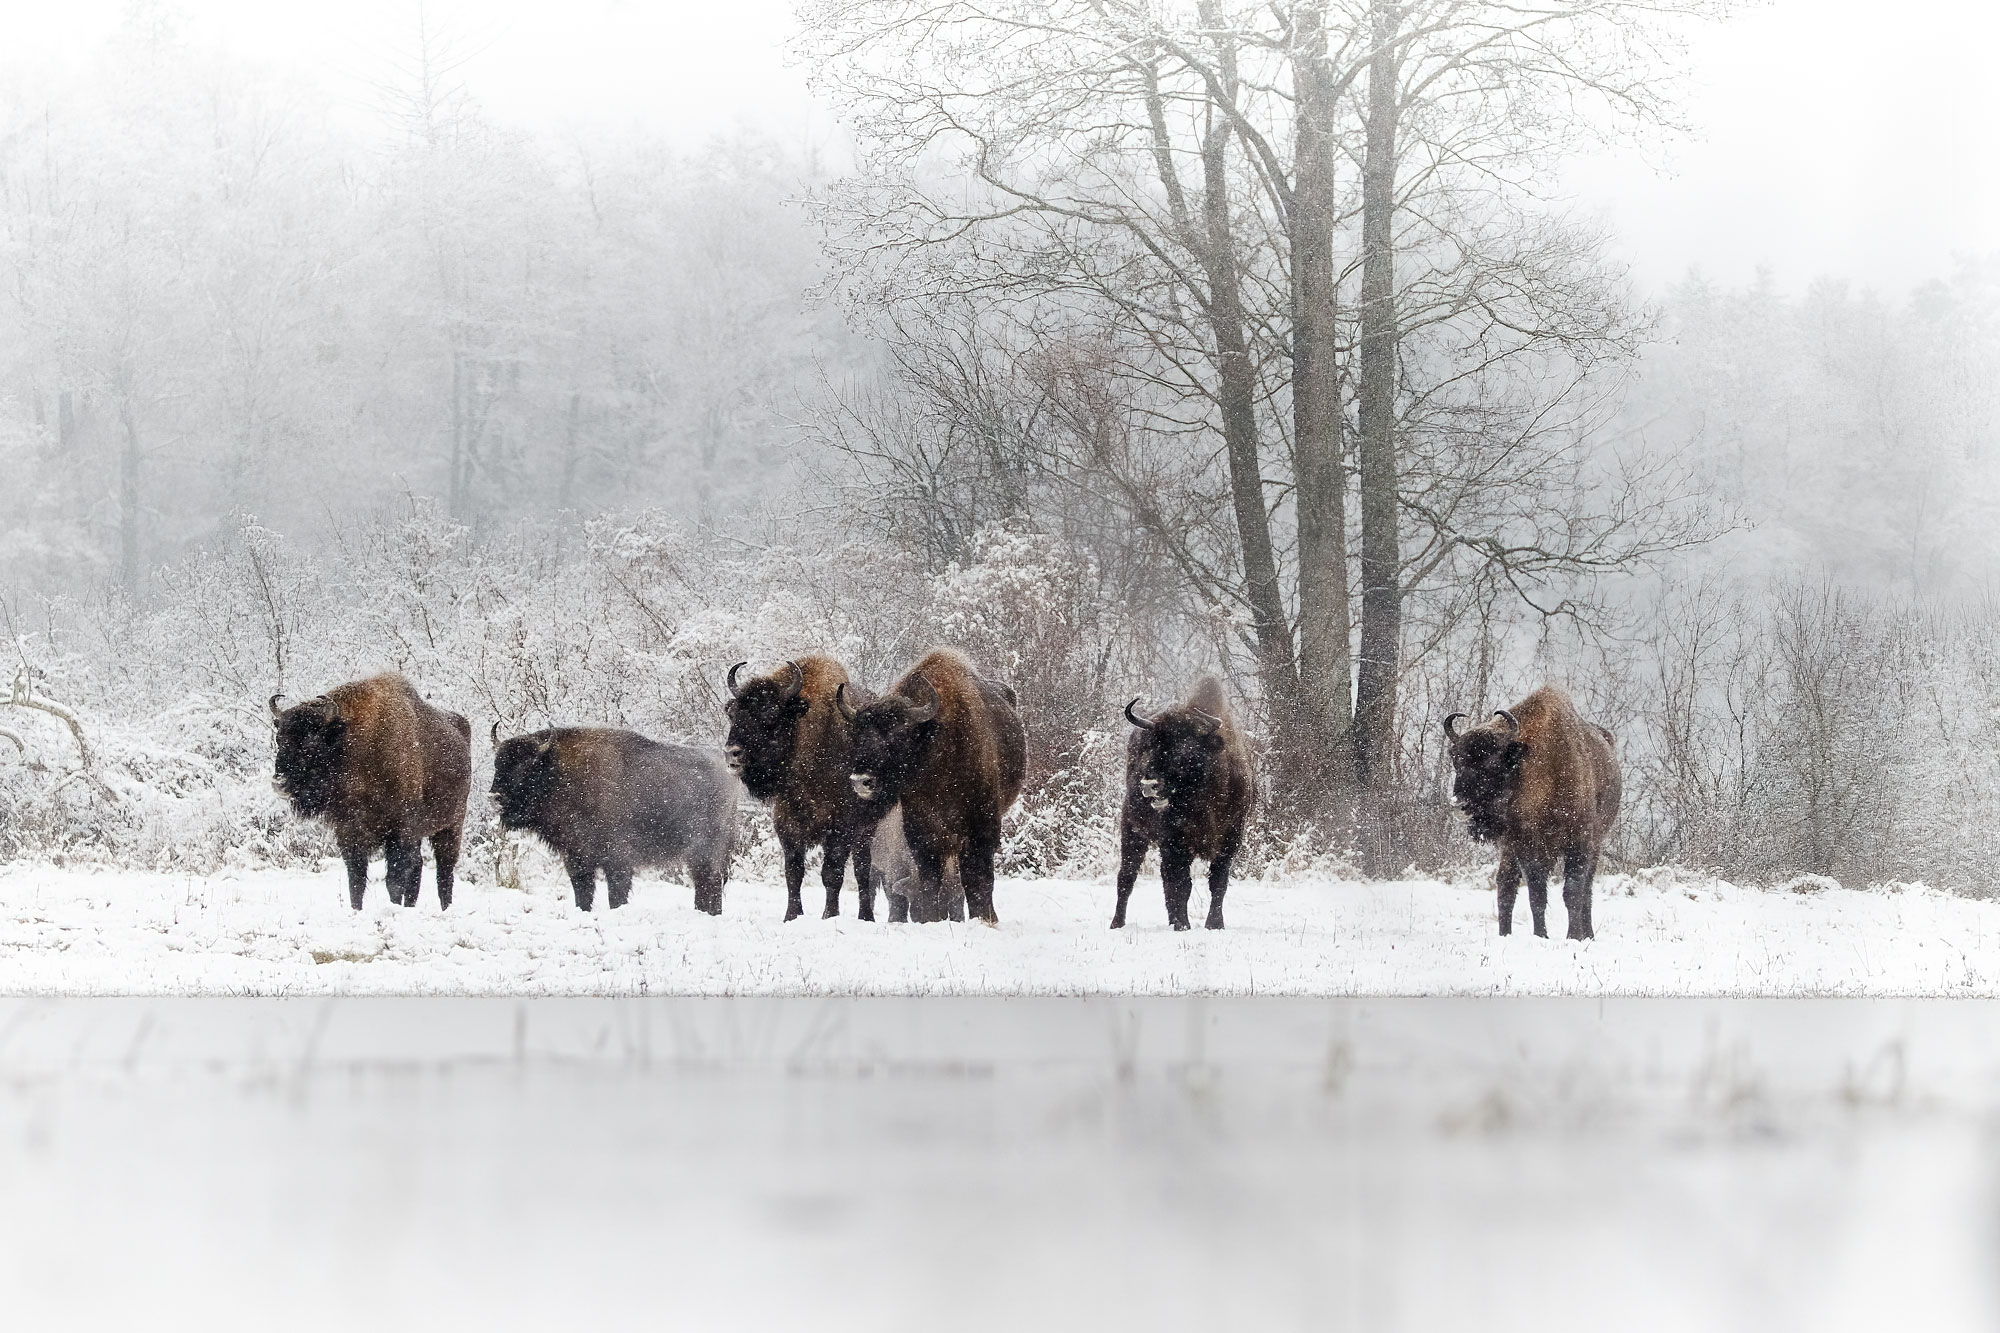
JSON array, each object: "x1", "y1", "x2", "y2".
[
  {"x1": 1113, "y1": 677, "x2": 1256, "y2": 931},
  {"x1": 1444, "y1": 685, "x2": 1621, "y2": 939},
  {"x1": 723, "y1": 654, "x2": 877, "y2": 921},
  {"x1": 845, "y1": 648, "x2": 1027, "y2": 925},
  {"x1": 490, "y1": 727, "x2": 738, "y2": 913},
  {"x1": 271, "y1": 672, "x2": 472, "y2": 910}
]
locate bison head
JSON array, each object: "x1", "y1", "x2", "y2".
[
  {"x1": 841, "y1": 678, "x2": 939, "y2": 815},
  {"x1": 1443, "y1": 709, "x2": 1524, "y2": 843},
  {"x1": 721, "y1": 660, "x2": 808, "y2": 800},
  {"x1": 490, "y1": 731, "x2": 560, "y2": 832},
  {"x1": 271, "y1": 693, "x2": 345, "y2": 818},
  {"x1": 1124, "y1": 698, "x2": 1223, "y2": 813}
]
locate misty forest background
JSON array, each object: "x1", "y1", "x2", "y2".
[{"x1": 2, "y1": 2, "x2": 1997, "y2": 893}]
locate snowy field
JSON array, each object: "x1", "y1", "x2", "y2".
[
  {"x1": 0, "y1": 861, "x2": 1996, "y2": 995},
  {"x1": 2, "y1": 996, "x2": 1996, "y2": 1331}
]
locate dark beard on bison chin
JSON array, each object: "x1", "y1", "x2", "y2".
[{"x1": 1464, "y1": 810, "x2": 1503, "y2": 843}]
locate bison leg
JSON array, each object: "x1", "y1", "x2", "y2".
[
  {"x1": 781, "y1": 838, "x2": 807, "y2": 922},
  {"x1": 886, "y1": 892, "x2": 910, "y2": 923},
  {"x1": 605, "y1": 863, "x2": 634, "y2": 911},
  {"x1": 820, "y1": 839, "x2": 851, "y2": 920},
  {"x1": 1112, "y1": 823, "x2": 1149, "y2": 929},
  {"x1": 340, "y1": 841, "x2": 372, "y2": 912},
  {"x1": 1562, "y1": 848, "x2": 1597, "y2": 941},
  {"x1": 384, "y1": 834, "x2": 423, "y2": 909},
  {"x1": 564, "y1": 856, "x2": 598, "y2": 912},
  {"x1": 1523, "y1": 860, "x2": 1551, "y2": 939},
  {"x1": 1204, "y1": 841, "x2": 1239, "y2": 931},
  {"x1": 690, "y1": 857, "x2": 726, "y2": 916},
  {"x1": 949, "y1": 839, "x2": 1002, "y2": 926},
  {"x1": 1160, "y1": 845, "x2": 1195, "y2": 932},
  {"x1": 431, "y1": 825, "x2": 461, "y2": 911},
  {"x1": 1495, "y1": 849, "x2": 1522, "y2": 936},
  {"x1": 851, "y1": 836, "x2": 876, "y2": 923}
]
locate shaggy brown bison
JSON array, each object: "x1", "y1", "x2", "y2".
[
  {"x1": 1443, "y1": 685, "x2": 1621, "y2": 939},
  {"x1": 723, "y1": 656, "x2": 877, "y2": 921},
  {"x1": 840, "y1": 648, "x2": 1025, "y2": 926},
  {"x1": 270, "y1": 673, "x2": 472, "y2": 910},
  {"x1": 1112, "y1": 678, "x2": 1255, "y2": 931},
  {"x1": 490, "y1": 726, "x2": 738, "y2": 913}
]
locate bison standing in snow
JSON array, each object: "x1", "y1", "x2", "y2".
[
  {"x1": 840, "y1": 649, "x2": 1025, "y2": 926},
  {"x1": 1112, "y1": 677, "x2": 1255, "y2": 931},
  {"x1": 1443, "y1": 685, "x2": 1621, "y2": 939},
  {"x1": 723, "y1": 656, "x2": 878, "y2": 921},
  {"x1": 490, "y1": 726, "x2": 738, "y2": 913},
  {"x1": 271, "y1": 673, "x2": 472, "y2": 910}
]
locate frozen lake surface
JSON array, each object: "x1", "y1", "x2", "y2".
[
  {"x1": 0, "y1": 997, "x2": 1994, "y2": 1330},
  {"x1": 0, "y1": 863, "x2": 1996, "y2": 995}
]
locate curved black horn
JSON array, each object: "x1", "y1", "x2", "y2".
[
  {"x1": 782, "y1": 661, "x2": 804, "y2": 701},
  {"x1": 490, "y1": 720, "x2": 502, "y2": 746},
  {"x1": 908, "y1": 677, "x2": 941, "y2": 724},
  {"x1": 1443, "y1": 712, "x2": 1467, "y2": 740},
  {"x1": 1124, "y1": 698, "x2": 1156, "y2": 731},
  {"x1": 1494, "y1": 709, "x2": 1520, "y2": 736},
  {"x1": 269, "y1": 693, "x2": 286, "y2": 720},
  {"x1": 725, "y1": 661, "x2": 748, "y2": 697},
  {"x1": 835, "y1": 682, "x2": 860, "y2": 723}
]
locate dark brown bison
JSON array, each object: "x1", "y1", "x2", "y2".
[
  {"x1": 840, "y1": 649, "x2": 1026, "y2": 926},
  {"x1": 490, "y1": 726, "x2": 738, "y2": 913},
  {"x1": 1112, "y1": 677, "x2": 1255, "y2": 931},
  {"x1": 1443, "y1": 685, "x2": 1621, "y2": 939},
  {"x1": 722, "y1": 655, "x2": 877, "y2": 921},
  {"x1": 270, "y1": 673, "x2": 472, "y2": 910}
]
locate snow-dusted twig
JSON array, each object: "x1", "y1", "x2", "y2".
[{"x1": 6, "y1": 667, "x2": 114, "y2": 799}]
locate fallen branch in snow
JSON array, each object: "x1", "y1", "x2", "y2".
[{"x1": 5, "y1": 667, "x2": 114, "y2": 798}]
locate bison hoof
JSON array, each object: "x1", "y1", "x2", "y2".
[
  {"x1": 1205, "y1": 919, "x2": 1224, "y2": 931},
  {"x1": 1171, "y1": 921, "x2": 1191, "y2": 932}
]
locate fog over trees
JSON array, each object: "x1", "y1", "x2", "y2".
[{"x1": 1, "y1": 2, "x2": 1997, "y2": 889}]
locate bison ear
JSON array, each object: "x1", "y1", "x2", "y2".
[{"x1": 1503, "y1": 740, "x2": 1527, "y2": 770}]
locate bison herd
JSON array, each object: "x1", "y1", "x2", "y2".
[{"x1": 269, "y1": 653, "x2": 1623, "y2": 939}]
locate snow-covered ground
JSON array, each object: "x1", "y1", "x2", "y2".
[
  {"x1": 2, "y1": 996, "x2": 1997, "y2": 1331},
  {"x1": 0, "y1": 860, "x2": 1995, "y2": 995}
]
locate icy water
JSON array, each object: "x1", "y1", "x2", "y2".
[{"x1": 0, "y1": 998, "x2": 1994, "y2": 1330}]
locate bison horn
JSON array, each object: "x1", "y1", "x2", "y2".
[
  {"x1": 490, "y1": 720, "x2": 502, "y2": 746},
  {"x1": 782, "y1": 661, "x2": 804, "y2": 701},
  {"x1": 835, "y1": 682, "x2": 860, "y2": 723},
  {"x1": 1494, "y1": 709, "x2": 1519, "y2": 736},
  {"x1": 268, "y1": 693, "x2": 287, "y2": 720},
  {"x1": 1124, "y1": 698, "x2": 1156, "y2": 731},
  {"x1": 1188, "y1": 706, "x2": 1221, "y2": 736},
  {"x1": 909, "y1": 677, "x2": 941, "y2": 724},
  {"x1": 725, "y1": 661, "x2": 748, "y2": 697},
  {"x1": 1443, "y1": 712, "x2": 1467, "y2": 740}
]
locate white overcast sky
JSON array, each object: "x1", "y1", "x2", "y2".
[{"x1": 9, "y1": 0, "x2": 1997, "y2": 296}]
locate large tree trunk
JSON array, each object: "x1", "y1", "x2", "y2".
[
  {"x1": 1195, "y1": 35, "x2": 1304, "y2": 758},
  {"x1": 1353, "y1": 0, "x2": 1404, "y2": 862},
  {"x1": 1289, "y1": 0, "x2": 1355, "y2": 802},
  {"x1": 115, "y1": 386, "x2": 142, "y2": 597}
]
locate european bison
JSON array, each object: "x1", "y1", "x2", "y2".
[
  {"x1": 723, "y1": 656, "x2": 877, "y2": 921},
  {"x1": 1112, "y1": 677, "x2": 1255, "y2": 931},
  {"x1": 841, "y1": 648, "x2": 1025, "y2": 926},
  {"x1": 490, "y1": 726, "x2": 738, "y2": 913},
  {"x1": 270, "y1": 673, "x2": 472, "y2": 910},
  {"x1": 1443, "y1": 685, "x2": 1621, "y2": 940}
]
